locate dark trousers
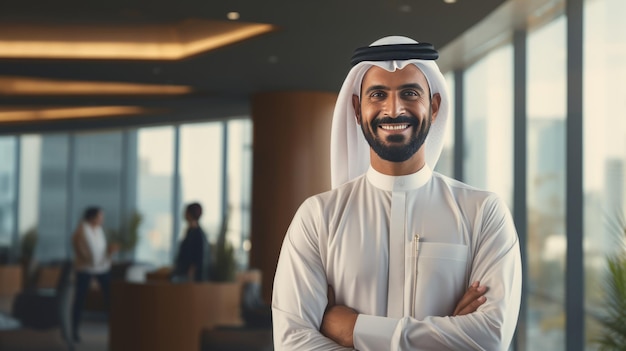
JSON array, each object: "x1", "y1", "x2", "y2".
[{"x1": 71, "y1": 271, "x2": 110, "y2": 336}]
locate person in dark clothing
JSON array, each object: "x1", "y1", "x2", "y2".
[{"x1": 172, "y1": 202, "x2": 211, "y2": 282}]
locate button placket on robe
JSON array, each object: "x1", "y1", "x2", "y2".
[{"x1": 386, "y1": 190, "x2": 406, "y2": 318}]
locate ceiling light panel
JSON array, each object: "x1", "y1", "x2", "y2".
[
  {"x1": 0, "y1": 106, "x2": 155, "y2": 122},
  {"x1": 0, "y1": 19, "x2": 276, "y2": 60},
  {"x1": 0, "y1": 76, "x2": 193, "y2": 96}
]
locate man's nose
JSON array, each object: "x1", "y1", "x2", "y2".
[{"x1": 385, "y1": 94, "x2": 406, "y2": 118}]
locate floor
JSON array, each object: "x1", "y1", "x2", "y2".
[
  {"x1": 73, "y1": 312, "x2": 109, "y2": 351},
  {"x1": 0, "y1": 310, "x2": 275, "y2": 351},
  {"x1": 0, "y1": 311, "x2": 109, "y2": 351}
]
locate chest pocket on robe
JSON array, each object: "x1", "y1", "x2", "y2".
[{"x1": 409, "y1": 242, "x2": 469, "y2": 318}]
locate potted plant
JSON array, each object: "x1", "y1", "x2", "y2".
[
  {"x1": 20, "y1": 227, "x2": 38, "y2": 288},
  {"x1": 595, "y1": 211, "x2": 626, "y2": 350},
  {"x1": 106, "y1": 211, "x2": 142, "y2": 283},
  {"x1": 212, "y1": 209, "x2": 237, "y2": 282},
  {"x1": 107, "y1": 211, "x2": 142, "y2": 261}
]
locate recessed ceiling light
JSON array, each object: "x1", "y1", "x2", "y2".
[
  {"x1": 0, "y1": 76, "x2": 193, "y2": 96},
  {"x1": 443, "y1": 0, "x2": 457, "y2": 3},
  {"x1": 0, "y1": 106, "x2": 157, "y2": 123},
  {"x1": 227, "y1": 12, "x2": 240, "y2": 20},
  {"x1": 0, "y1": 19, "x2": 276, "y2": 60}
]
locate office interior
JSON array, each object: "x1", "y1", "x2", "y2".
[{"x1": 0, "y1": 0, "x2": 624, "y2": 350}]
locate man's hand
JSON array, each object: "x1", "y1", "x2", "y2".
[
  {"x1": 320, "y1": 285, "x2": 358, "y2": 348},
  {"x1": 453, "y1": 281, "x2": 488, "y2": 316}
]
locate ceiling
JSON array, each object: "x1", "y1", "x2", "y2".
[{"x1": 0, "y1": 0, "x2": 507, "y2": 131}]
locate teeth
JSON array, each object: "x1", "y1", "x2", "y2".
[{"x1": 380, "y1": 124, "x2": 409, "y2": 131}]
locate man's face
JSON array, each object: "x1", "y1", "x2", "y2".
[
  {"x1": 93, "y1": 211, "x2": 104, "y2": 226},
  {"x1": 353, "y1": 65, "x2": 439, "y2": 163}
]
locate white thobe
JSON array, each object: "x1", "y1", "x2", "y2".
[{"x1": 272, "y1": 165, "x2": 522, "y2": 351}]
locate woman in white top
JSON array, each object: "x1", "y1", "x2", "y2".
[{"x1": 71, "y1": 206, "x2": 118, "y2": 342}]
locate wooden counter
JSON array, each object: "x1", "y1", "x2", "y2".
[
  {"x1": 0, "y1": 265, "x2": 22, "y2": 314},
  {"x1": 109, "y1": 281, "x2": 243, "y2": 351}
]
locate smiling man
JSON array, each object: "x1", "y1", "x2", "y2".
[
  {"x1": 355, "y1": 64, "x2": 437, "y2": 170},
  {"x1": 272, "y1": 36, "x2": 522, "y2": 351}
]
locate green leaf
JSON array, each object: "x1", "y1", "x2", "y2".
[{"x1": 595, "y1": 210, "x2": 626, "y2": 350}]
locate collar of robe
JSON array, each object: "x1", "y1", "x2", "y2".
[{"x1": 366, "y1": 164, "x2": 432, "y2": 192}]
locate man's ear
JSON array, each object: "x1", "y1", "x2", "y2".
[
  {"x1": 352, "y1": 94, "x2": 361, "y2": 125},
  {"x1": 430, "y1": 93, "x2": 442, "y2": 123}
]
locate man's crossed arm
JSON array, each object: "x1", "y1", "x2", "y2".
[{"x1": 320, "y1": 281, "x2": 489, "y2": 348}]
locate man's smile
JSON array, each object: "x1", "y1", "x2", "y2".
[{"x1": 379, "y1": 123, "x2": 411, "y2": 131}]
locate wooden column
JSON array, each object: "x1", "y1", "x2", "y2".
[{"x1": 250, "y1": 91, "x2": 337, "y2": 302}]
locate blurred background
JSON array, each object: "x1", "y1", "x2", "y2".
[{"x1": 0, "y1": 0, "x2": 625, "y2": 350}]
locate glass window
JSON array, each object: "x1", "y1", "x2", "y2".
[
  {"x1": 526, "y1": 15, "x2": 567, "y2": 350},
  {"x1": 435, "y1": 72, "x2": 455, "y2": 178},
  {"x1": 583, "y1": 0, "x2": 626, "y2": 348},
  {"x1": 135, "y1": 127, "x2": 175, "y2": 267},
  {"x1": 5, "y1": 117, "x2": 253, "y2": 271},
  {"x1": 74, "y1": 131, "x2": 124, "y2": 237},
  {"x1": 178, "y1": 122, "x2": 223, "y2": 245},
  {"x1": 0, "y1": 137, "x2": 17, "y2": 262},
  {"x1": 18, "y1": 135, "x2": 42, "y2": 261},
  {"x1": 35, "y1": 134, "x2": 71, "y2": 262},
  {"x1": 463, "y1": 44, "x2": 514, "y2": 207},
  {"x1": 226, "y1": 119, "x2": 253, "y2": 268}
]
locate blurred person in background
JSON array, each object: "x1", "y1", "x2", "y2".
[
  {"x1": 171, "y1": 202, "x2": 211, "y2": 282},
  {"x1": 71, "y1": 206, "x2": 118, "y2": 342}
]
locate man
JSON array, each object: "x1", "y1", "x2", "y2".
[
  {"x1": 272, "y1": 36, "x2": 522, "y2": 350},
  {"x1": 72, "y1": 206, "x2": 118, "y2": 342},
  {"x1": 172, "y1": 202, "x2": 211, "y2": 282}
]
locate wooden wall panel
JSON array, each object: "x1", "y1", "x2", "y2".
[{"x1": 250, "y1": 91, "x2": 337, "y2": 302}]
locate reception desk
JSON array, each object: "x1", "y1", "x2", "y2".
[
  {"x1": 109, "y1": 281, "x2": 243, "y2": 351},
  {"x1": 0, "y1": 265, "x2": 22, "y2": 313}
]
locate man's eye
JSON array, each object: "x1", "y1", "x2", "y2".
[
  {"x1": 370, "y1": 91, "x2": 386, "y2": 98},
  {"x1": 402, "y1": 90, "x2": 419, "y2": 97}
]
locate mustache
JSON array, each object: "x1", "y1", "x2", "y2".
[{"x1": 370, "y1": 115, "x2": 420, "y2": 128}]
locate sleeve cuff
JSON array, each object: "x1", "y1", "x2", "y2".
[{"x1": 353, "y1": 314, "x2": 399, "y2": 351}]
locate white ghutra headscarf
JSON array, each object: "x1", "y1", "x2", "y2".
[{"x1": 330, "y1": 36, "x2": 450, "y2": 189}]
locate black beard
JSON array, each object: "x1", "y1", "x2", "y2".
[{"x1": 361, "y1": 113, "x2": 431, "y2": 163}]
